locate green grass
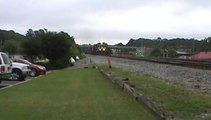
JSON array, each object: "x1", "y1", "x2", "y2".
[
  {"x1": 99, "y1": 65, "x2": 211, "y2": 120},
  {"x1": 0, "y1": 68, "x2": 156, "y2": 120}
]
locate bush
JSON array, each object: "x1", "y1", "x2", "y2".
[
  {"x1": 50, "y1": 57, "x2": 70, "y2": 69},
  {"x1": 150, "y1": 48, "x2": 162, "y2": 57},
  {"x1": 36, "y1": 57, "x2": 70, "y2": 70},
  {"x1": 168, "y1": 49, "x2": 177, "y2": 57}
]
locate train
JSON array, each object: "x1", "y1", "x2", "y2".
[{"x1": 80, "y1": 42, "x2": 111, "y2": 55}]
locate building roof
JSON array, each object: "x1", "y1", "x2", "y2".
[
  {"x1": 190, "y1": 52, "x2": 211, "y2": 59},
  {"x1": 176, "y1": 51, "x2": 190, "y2": 55}
]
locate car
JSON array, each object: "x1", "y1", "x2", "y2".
[
  {"x1": 12, "y1": 62, "x2": 31, "y2": 81},
  {"x1": 0, "y1": 52, "x2": 12, "y2": 82},
  {"x1": 13, "y1": 59, "x2": 46, "y2": 77},
  {"x1": 76, "y1": 56, "x2": 80, "y2": 61},
  {"x1": 69, "y1": 57, "x2": 75, "y2": 66},
  {"x1": 69, "y1": 57, "x2": 75, "y2": 63}
]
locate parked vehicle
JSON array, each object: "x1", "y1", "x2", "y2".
[
  {"x1": 69, "y1": 57, "x2": 75, "y2": 63},
  {"x1": 76, "y1": 56, "x2": 80, "y2": 61},
  {"x1": 0, "y1": 52, "x2": 12, "y2": 83},
  {"x1": 12, "y1": 62, "x2": 31, "y2": 81},
  {"x1": 13, "y1": 59, "x2": 46, "y2": 77}
]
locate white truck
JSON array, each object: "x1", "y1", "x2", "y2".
[
  {"x1": 12, "y1": 62, "x2": 31, "y2": 81},
  {"x1": 0, "y1": 52, "x2": 31, "y2": 82},
  {"x1": 0, "y1": 52, "x2": 13, "y2": 83}
]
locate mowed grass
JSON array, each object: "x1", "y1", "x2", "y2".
[
  {"x1": 0, "y1": 68, "x2": 156, "y2": 120},
  {"x1": 100, "y1": 65, "x2": 211, "y2": 120}
]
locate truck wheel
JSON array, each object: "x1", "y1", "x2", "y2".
[{"x1": 12, "y1": 69, "x2": 24, "y2": 81}]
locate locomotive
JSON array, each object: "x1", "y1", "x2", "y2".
[{"x1": 80, "y1": 42, "x2": 111, "y2": 55}]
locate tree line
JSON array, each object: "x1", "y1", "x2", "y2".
[
  {"x1": 126, "y1": 37, "x2": 211, "y2": 53},
  {"x1": 0, "y1": 29, "x2": 82, "y2": 69},
  {"x1": 124, "y1": 37, "x2": 211, "y2": 57}
]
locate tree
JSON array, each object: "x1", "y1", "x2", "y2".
[
  {"x1": 42, "y1": 31, "x2": 71, "y2": 62},
  {"x1": 0, "y1": 29, "x2": 26, "y2": 53},
  {"x1": 168, "y1": 49, "x2": 177, "y2": 57},
  {"x1": 23, "y1": 29, "x2": 81, "y2": 69},
  {"x1": 23, "y1": 29, "x2": 43, "y2": 59},
  {"x1": 203, "y1": 37, "x2": 211, "y2": 51},
  {"x1": 157, "y1": 37, "x2": 162, "y2": 40},
  {"x1": 3, "y1": 39, "x2": 19, "y2": 54},
  {"x1": 69, "y1": 44, "x2": 81, "y2": 57},
  {"x1": 150, "y1": 48, "x2": 162, "y2": 57}
]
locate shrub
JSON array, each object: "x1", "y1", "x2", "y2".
[
  {"x1": 150, "y1": 48, "x2": 162, "y2": 57},
  {"x1": 50, "y1": 57, "x2": 70, "y2": 69},
  {"x1": 36, "y1": 57, "x2": 70, "y2": 70}
]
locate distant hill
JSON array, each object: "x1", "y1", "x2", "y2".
[
  {"x1": 126, "y1": 37, "x2": 209, "y2": 52},
  {"x1": 114, "y1": 43, "x2": 125, "y2": 46},
  {"x1": 0, "y1": 29, "x2": 26, "y2": 42},
  {"x1": 0, "y1": 29, "x2": 26, "y2": 54}
]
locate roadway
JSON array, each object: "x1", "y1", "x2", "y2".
[{"x1": 0, "y1": 77, "x2": 32, "y2": 90}]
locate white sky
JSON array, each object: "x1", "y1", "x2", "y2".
[{"x1": 1, "y1": 0, "x2": 211, "y2": 45}]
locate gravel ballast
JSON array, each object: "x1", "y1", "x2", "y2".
[{"x1": 88, "y1": 55, "x2": 211, "y2": 94}]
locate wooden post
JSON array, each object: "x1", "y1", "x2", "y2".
[{"x1": 108, "y1": 57, "x2": 112, "y2": 68}]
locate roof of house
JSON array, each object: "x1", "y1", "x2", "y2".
[
  {"x1": 176, "y1": 51, "x2": 190, "y2": 55},
  {"x1": 190, "y1": 52, "x2": 211, "y2": 59}
]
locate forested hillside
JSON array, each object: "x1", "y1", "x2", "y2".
[
  {"x1": 0, "y1": 29, "x2": 26, "y2": 53},
  {"x1": 126, "y1": 37, "x2": 211, "y2": 53},
  {"x1": 0, "y1": 29, "x2": 26, "y2": 42}
]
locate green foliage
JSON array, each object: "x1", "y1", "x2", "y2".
[
  {"x1": 48, "y1": 56, "x2": 70, "y2": 69},
  {"x1": 2, "y1": 39, "x2": 20, "y2": 54},
  {"x1": 69, "y1": 44, "x2": 81, "y2": 57},
  {"x1": 168, "y1": 49, "x2": 177, "y2": 57},
  {"x1": 42, "y1": 31, "x2": 71, "y2": 62},
  {"x1": 150, "y1": 48, "x2": 162, "y2": 57},
  {"x1": 126, "y1": 38, "x2": 211, "y2": 53},
  {"x1": 0, "y1": 29, "x2": 26, "y2": 42},
  {"x1": 0, "y1": 29, "x2": 26, "y2": 53},
  {"x1": 198, "y1": 39, "x2": 211, "y2": 52},
  {"x1": 23, "y1": 29, "x2": 44, "y2": 59},
  {"x1": 22, "y1": 29, "x2": 82, "y2": 69}
]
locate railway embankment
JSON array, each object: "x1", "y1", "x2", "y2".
[{"x1": 89, "y1": 55, "x2": 211, "y2": 94}]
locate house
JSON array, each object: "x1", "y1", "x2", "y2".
[{"x1": 176, "y1": 51, "x2": 192, "y2": 59}]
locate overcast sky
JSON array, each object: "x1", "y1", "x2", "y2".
[{"x1": 1, "y1": 0, "x2": 211, "y2": 45}]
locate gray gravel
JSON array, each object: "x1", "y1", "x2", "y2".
[{"x1": 87, "y1": 55, "x2": 211, "y2": 94}]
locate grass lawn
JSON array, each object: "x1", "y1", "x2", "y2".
[
  {"x1": 0, "y1": 68, "x2": 156, "y2": 120},
  {"x1": 99, "y1": 65, "x2": 211, "y2": 120}
]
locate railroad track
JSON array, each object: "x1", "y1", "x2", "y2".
[{"x1": 111, "y1": 55, "x2": 211, "y2": 70}]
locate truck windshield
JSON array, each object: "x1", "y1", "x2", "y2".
[{"x1": 1, "y1": 53, "x2": 11, "y2": 64}]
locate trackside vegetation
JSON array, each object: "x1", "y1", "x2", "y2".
[
  {"x1": 0, "y1": 68, "x2": 156, "y2": 120},
  {"x1": 99, "y1": 65, "x2": 211, "y2": 120}
]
